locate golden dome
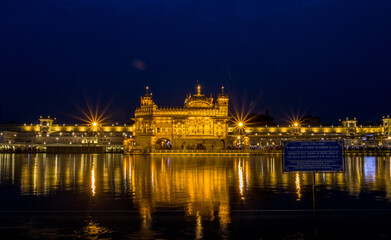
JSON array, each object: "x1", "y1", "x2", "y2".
[{"x1": 185, "y1": 84, "x2": 213, "y2": 108}]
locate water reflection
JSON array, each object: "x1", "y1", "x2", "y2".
[
  {"x1": 74, "y1": 216, "x2": 113, "y2": 240},
  {"x1": 1, "y1": 154, "x2": 391, "y2": 235},
  {"x1": 1, "y1": 154, "x2": 391, "y2": 200},
  {"x1": 295, "y1": 173, "x2": 302, "y2": 201},
  {"x1": 195, "y1": 211, "x2": 203, "y2": 240},
  {"x1": 237, "y1": 158, "x2": 245, "y2": 199},
  {"x1": 91, "y1": 169, "x2": 96, "y2": 197},
  {"x1": 130, "y1": 156, "x2": 232, "y2": 228}
]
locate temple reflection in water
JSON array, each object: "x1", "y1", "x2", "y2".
[{"x1": 1, "y1": 154, "x2": 391, "y2": 227}]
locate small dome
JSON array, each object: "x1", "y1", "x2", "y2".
[
  {"x1": 185, "y1": 84, "x2": 213, "y2": 108},
  {"x1": 218, "y1": 86, "x2": 229, "y2": 99}
]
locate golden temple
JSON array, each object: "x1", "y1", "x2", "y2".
[{"x1": 133, "y1": 85, "x2": 230, "y2": 151}]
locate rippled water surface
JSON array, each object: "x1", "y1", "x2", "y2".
[{"x1": 1, "y1": 153, "x2": 391, "y2": 239}]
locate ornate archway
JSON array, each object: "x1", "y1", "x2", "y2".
[
  {"x1": 123, "y1": 138, "x2": 136, "y2": 154},
  {"x1": 155, "y1": 138, "x2": 172, "y2": 150}
]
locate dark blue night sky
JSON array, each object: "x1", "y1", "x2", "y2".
[{"x1": 1, "y1": 0, "x2": 390, "y2": 124}]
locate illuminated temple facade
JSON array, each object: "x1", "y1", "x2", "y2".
[
  {"x1": 0, "y1": 83, "x2": 390, "y2": 152},
  {"x1": 133, "y1": 85, "x2": 230, "y2": 151},
  {"x1": 1, "y1": 114, "x2": 390, "y2": 152}
]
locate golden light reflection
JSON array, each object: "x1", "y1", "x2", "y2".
[
  {"x1": 33, "y1": 155, "x2": 37, "y2": 194},
  {"x1": 1, "y1": 154, "x2": 391, "y2": 236},
  {"x1": 295, "y1": 173, "x2": 302, "y2": 201},
  {"x1": 0, "y1": 154, "x2": 15, "y2": 185},
  {"x1": 218, "y1": 204, "x2": 231, "y2": 228},
  {"x1": 91, "y1": 169, "x2": 96, "y2": 196},
  {"x1": 12, "y1": 155, "x2": 391, "y2": 202},
  {"x1": 238, "y1": 159, "x2": 245, "y2": 199},
  {"x1": 75, "y1": 218, "x2": 113, "y2": 240},
  {"x1": 128, "y1": 155, "x2": 232, "y2": 229},
  {"x1": 195, "y1": 211, "x2": 203, "y2": 240},
  {"x1": 12, "y1": 154, "x2": 15, "y2": 184}
]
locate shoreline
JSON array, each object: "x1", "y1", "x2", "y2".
[{"x1": 1, "y1": 145, "x2": 391, "y2": 156}]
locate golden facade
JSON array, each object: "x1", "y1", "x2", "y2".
[
  {"x1": 133, "y1": 85, "x2": 230, "y2": 150},
  {"x1": 0, "y1": 116, "x2": 133, "y2": 146},
  {"x1": 227, "y1": 116, "x2": 391, "y2": 147}
]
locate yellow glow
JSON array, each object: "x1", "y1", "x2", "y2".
[
  {"x1": 294, "y1": 122, "x2": 299, "y2": 127},
  {"x1": 71, "y1": 97, "x2": 113, "y2": 133},
  {"x1": 232, "y1": 118, "x2": 249, "y2": 135},
  {"x1": 195, "y1": 211, "x2": 203, "y2": 240},
  {"x1": 238, "y1": 160, "x2": 244, "y2": 199},
  {"x1": 91, "y1": 169, "x2": 96, "y2": 196},
  {"x1": 79, "y1": 220, "x2": 113, "y2": 238},
  {"x1": 12, "y1": 154, "x2": 391, "y2": 223},
  {"x1": 128, "y1": 155, "x2": 231, "y2": 225},
  {"x1": 295, "y1": 173, "x2": 301, "y2": 201}
]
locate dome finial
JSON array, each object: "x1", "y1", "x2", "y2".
[
  {"x1": 146, "y1": 86, "x2": 149, "y2": 94},
  {"x1": 197, "y1": 83, "x2": 201, "y2": 95}
]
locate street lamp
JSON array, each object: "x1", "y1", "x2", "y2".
[{"x1": 90, "y1": 121, "x2": 99, "y2": 145}]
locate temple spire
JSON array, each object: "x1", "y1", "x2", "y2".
[
  {"x1": 197, "y1": 85, "x2": 201, "y2": 95},
  {"x1": 146, "y1": 86, "x2": 149, "y2": 94}
]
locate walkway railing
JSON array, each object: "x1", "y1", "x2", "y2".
[
  {"x1": 150, "y1": 149, "x2": 282, "y2": 155},
  {"x1": 149, "y1": 149, "x2": 391, "y2": 156},
  {"x1": 344, "y1": 149, "x2": 391, "y2": 156}
]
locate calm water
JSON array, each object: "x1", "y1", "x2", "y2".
[{"x1": 1, "y1": 154, "x2": 391, "y2": 239}]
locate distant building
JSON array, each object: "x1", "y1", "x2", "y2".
[
  {"x1": 0, "y1": 116, "x2": 133, "y2": 151},
  {"x1": 224, "y1": 116, "x2": 390, "y2": 147}
]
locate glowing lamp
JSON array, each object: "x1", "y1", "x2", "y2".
[
  {"x1": 238, "y1": 122, "x2": 243, "y2": 127},
  {"x1": 294, "y1": 122, "x2": 299, "y2": 127},
  {"x1": 92, "y1": 122, "x2": 98, "y2": 127}
]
